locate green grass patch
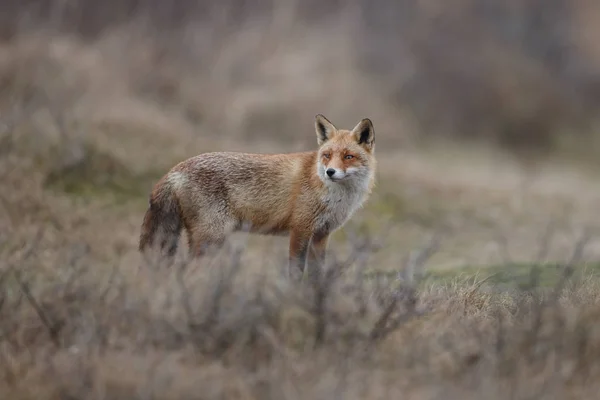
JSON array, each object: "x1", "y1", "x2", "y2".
[
  {"x1": 44, "y1": 144, "x2": 162, "y2": 206},
  {"x1": 363, "y1": 261, "x2": 600, "y2": 291}
]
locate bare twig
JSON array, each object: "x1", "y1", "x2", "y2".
[
  {"x1": 370, "y1": 285, "x2": 421, "y2": 342},
  {"x1": 175, "y1": 257, "x2": 197, "y2": 328},
  {"x1": 13, "y1": 273, "x2": 61, "y2": 347},
  {"x1": 311, "y1": 259, "x2": 334, "y2": 348},
  {"x1": 198, "y1": 240, "x2": 245, "y2": 333},
  {"x1": 398, "y1": 228, "x2": 445, "y2": 284},
  {"x1": 551, "y1": 227, "x2": 593, "y2": 299},
  {"x1": 99, "y1": 263, "x2": 122, "y2": 303},
  {"x1": 535, "y1": 221, "x2": 557, "y2": 264},
  {"x1": 493, "y1": 230, "x2": 513, "y2": 265}
]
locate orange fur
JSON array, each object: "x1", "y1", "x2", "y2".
[{"x1": 139, "y1": 114, "x2": 376, "y2": 279}]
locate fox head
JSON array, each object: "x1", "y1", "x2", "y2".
[{"x1": 314, "y1": 114, "x2": 375, "y2": 186}]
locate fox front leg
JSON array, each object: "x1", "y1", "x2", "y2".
[
  {"x1": 288, "y1": 229, "x2": 311, "y2": 282},
  {"x1": 306, "y1": 232, "x2": 329, "y2": 284}
]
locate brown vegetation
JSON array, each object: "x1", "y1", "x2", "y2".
[
  {"x1": 2, "y1": 1, "x2": 600, "y2": 398},
  {"x1": 3, "y1": 237, "x2": 600, "y2": 399}
]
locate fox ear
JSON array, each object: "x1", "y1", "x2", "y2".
[
  {"x1": 315, "y1": 114, "x2": 337, "y2": 146},
  {"x1": 352, "y1": 118, "x2": 375, "y2": 150}
]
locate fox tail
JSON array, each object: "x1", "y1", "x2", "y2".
[{"x1": 138, "y1": 178, "x2": 182, "y2": 262}]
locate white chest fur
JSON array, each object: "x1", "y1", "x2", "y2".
[{"x1": 317, "y1": 182, "x2": 367, "y2": 232}]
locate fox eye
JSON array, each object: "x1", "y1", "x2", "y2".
[
  {"x1": 323, "y1": 153, "x2": 331, "y2": 159},
  {"x1": 344, "y1": 154, "x2": 354, "y2": 160}
]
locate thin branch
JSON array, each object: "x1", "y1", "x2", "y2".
[
  {"x1": 13, "y1": 273, "x2": 61, "y2": 347},
  {"x1": 398, "y1": 228, "x2": 445, "y2": 284},
  {"x1": 493, "y1": 230, "x2": 513, "y2": 265},
  {"x1": 551, "y1": 227, "x2": 593, "y2": 299},
  {"x1": 535, "y1": 221, "x2": 557, "y2": 264}
]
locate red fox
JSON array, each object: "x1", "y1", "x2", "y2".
[{"x1": 139, "y1": 114, "x2": 376, "y2": 279}]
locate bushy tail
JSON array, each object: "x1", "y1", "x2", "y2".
[{"x1": 138, "y1": 178, "x2": 182, "y2": 261}]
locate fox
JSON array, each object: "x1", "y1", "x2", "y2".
[{"x1": 138, "y1": 114, "x2": 376, "y2": 280}]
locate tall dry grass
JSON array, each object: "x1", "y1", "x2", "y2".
[{"x1": 3, "y1": 239, "x2": 600, "y2": 399}]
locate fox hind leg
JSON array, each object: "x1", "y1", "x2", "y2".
[
  {"x1": 185, "y1": 216, "x2": 237, "y2": 259},
  {"x1": 187, "y1": 230, "x2": 226, "y2": 258}
]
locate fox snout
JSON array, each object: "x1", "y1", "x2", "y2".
[{"x1": 325, "y1": 167, "x2": 346, "y2": 181}]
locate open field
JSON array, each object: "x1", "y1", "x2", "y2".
[{"x1": 2, "y1": 1, "x2": 600, "y2": 398}]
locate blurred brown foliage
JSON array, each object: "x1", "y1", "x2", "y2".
[{"x1": 2, "y1": 0, "x2": 599, "y2": 154}]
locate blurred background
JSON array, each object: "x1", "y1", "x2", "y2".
[
  {"x1": 1, "y1": 0, "x2": 600, "y2": 272},
  {"x1": 3, "y1": 0, "x2": 600, "y2": 152}
]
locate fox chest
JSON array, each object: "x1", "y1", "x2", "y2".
[{"x1": 316, "y1": 188, "x2": 366, "y2": 233}]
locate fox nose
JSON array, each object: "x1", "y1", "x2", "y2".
[{"x1": 326, "y1": 168, "x2": 335, "y2": 177}]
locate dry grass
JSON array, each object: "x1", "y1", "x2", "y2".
[
  {"x1": 3, "y1": 1, "x2": 600, "y2": 398},
  {"x1": 3, "y1": 239, "x2": 600, "y2": 400}
]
